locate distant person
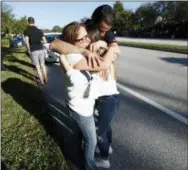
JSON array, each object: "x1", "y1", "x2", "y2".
[{"x1": 24, "y1": 17, "x2": 48, "y2": 85}]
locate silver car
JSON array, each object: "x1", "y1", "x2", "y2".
[{"x1": 43, "y1": 32, "x2": 61, "y2": 63}]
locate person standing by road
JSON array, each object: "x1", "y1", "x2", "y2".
[{"x1": 24, "y1": 17, "x2": 48, "y2": 85}]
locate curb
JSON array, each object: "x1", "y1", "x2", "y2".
[{"x1": 117, "y1": 42, "x2": 188, "y2": 54}]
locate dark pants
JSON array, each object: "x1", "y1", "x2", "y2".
[{"x1": 94, "y1": 94, "x2": 120, "y2": 159}]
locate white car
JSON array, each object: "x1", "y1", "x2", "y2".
[{"x1": 43, "y1": 32, "x2": 61, "y2": 63}]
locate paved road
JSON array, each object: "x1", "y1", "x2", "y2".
[
  {"x1": 116, "y1": 37, "x2": 188, "y2": 46},
  {"x1": 117, "y1": 46, "x2": 188, "y2": 117},
  {"x1": 40, "y1": 46, "x2": 187, "y2": 169}
]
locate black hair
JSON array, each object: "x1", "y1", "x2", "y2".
[
  {"x1": 91, "y1": 5, "x2": 114, "y2": 26},
  {"x1": 28, "y1": 17, "x2": 35, "y2": 24},
  {"x1": 85, "y1": 21, "x2": 101, "y2": 42}
]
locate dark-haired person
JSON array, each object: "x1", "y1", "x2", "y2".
[
  {"x1": 24, "y1": 17, "x2": 48, "y2": 85},
  {"x1": 87, "y1": 5, "x2": 120, "y2": 169}
]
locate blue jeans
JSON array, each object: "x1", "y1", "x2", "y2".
[
  {"x1": 94, "y1": 94, "x2": 120, "y2": 159},
  {"x1": 68, "y1": 107, "x2": 98, "y2": 170}
]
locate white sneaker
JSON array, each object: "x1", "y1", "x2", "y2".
[
  {"x1": 95, "y1": 145, "x2": 113, "y2": 154},
  {"x1": 95, "y1": 158, "x2": 111, "y2": 169}
]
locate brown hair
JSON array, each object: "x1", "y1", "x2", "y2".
[
  {"x1": 85, "y1": 23, "x2": 101, "y2": 43},
  {"x1": 95, "y1": 48, "x2": 117, "y2": 81},
  {"x1": 62, "y1": 21, "x2": 85, "y2": 44}
]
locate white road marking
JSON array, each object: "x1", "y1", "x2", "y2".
[{"x1": 117, "y1": 82, "x2": 188, "y2": 125}]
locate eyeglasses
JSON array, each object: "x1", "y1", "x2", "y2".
[{"x1": 75, "y1": 34, "x2": 89, "y2": 42}]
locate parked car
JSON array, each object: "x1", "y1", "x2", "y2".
[
  {"x1": 43, "y1": 32, "x2": 61, "y2": 63},
  {"x1": 10, "y1": 34, "x2": 25, "y2": 48}
]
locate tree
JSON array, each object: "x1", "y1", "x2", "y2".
[
  {"x1": 113, "y1": 1, "x2": 133, "y2": 34},
  {"x1": 113, "y1": 1, "x2": 124, "y2": 13},
  {"x1": 13, "y1": 16, "x2": 28, "y2": 34},
  {"x1": 134, "y1": 3, "x2": 158, "y2": 29},
  {"x1": 174, "y1": 2, "x2": 188, "y2": 22},
  {"x1": 2, "y1": 3, "x2": 15, "y2": 33},
  {"x1": 52, "y1": 25, "x2": 62, "y2": 32}
]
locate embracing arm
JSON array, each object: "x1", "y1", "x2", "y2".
[
  {"x1": 50, "y1": 39, "x2": 101, "y2": 66},
  {"x1": 59, "y1": 54, "x2": 72, "y2": 71},
  {"x1": 73, "y1": 47, "x2": 117, "y2": 71},
  {"x1": 108, "y1": 42, "x2": 121, "y2": 62},
  {"x1": 50, "y1": 39, "x2": 83, "y2": 54}
]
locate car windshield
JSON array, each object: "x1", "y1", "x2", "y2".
[{"x1": 45, "y1": 34, "x2": 60, "y2": 43}]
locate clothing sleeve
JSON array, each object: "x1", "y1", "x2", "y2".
[
  {"x1": 104, "y1": 31, "x2": 116, "y2": 45},
  {"x1": 66, "y1": 54, "x2": 84, "y2": 66},
  {"x1": 41, "y1": 30, "x2": 44, "y2": 37}
]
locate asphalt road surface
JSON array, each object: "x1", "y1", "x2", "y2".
[
  {"x1": 117, "y1": 46, "x2": 187, "y2": 118},
  {"x1": 41, "y1": 46, "x2": 187, "y2": 170}
]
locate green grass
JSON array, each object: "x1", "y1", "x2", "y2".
[
  {"x1": 117, "y1": 41, "x2": 188, "y2": 53},
  {"x1": 1, "y1": 39, "x2": 69, "y2": 170}
]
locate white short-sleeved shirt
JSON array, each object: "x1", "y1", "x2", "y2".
[
  {"x1": 63, "y1": 54, "x2": 99, "y2": 117},
  {"x1": 95, "y1": 64, "x2": 119, "y2": 97}
]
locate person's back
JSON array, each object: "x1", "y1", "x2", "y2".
[
  {"x1": 24, "y1": 25, "x2": 44, "y2": 52},
  {"x1": 24, "y1": 17, "x2": 48, "y2": 85}
]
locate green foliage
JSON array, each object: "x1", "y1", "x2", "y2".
[
  {"x1": 2, "y1": 3, "x2": 15, "y2": 33},
  {"x1": 1, "y1": 39, "x2": 69, "y2": 170},
  {"x1": 52, "y1": 25, "x2": 62, "y2": 32},
  {"x1": 118, "y1": 41, "x2": 188, "y2": 53},
  {"x1": 2, "y1": 3, "x2": 27, "y2": 34},
  {"x1": 13, "y1": 16, "x2": 28, "y2": 34},
  {"x1": 112, "y1": 1, "x2": 188, "y2": 35},
  {"x1": 113, "y1": 1, "x2": 124, "y2": 12},
  {"x1": 113, "y1": 2, "x2": 134, "y2": 31}
]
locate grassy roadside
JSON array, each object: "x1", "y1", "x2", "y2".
[
  {"x1": 117, "y1": 41, "x2": 188, "y2": 54},
  {"x1": 1, "y1": 38, "x2": 69, "y2": 170}
]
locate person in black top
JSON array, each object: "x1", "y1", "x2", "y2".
[
  {"x1": 85, "y1": 5, "x2": 120, "y2": 169},
  {"x1": 24, "y1": 17, "x2": 47, "y2": 85}
]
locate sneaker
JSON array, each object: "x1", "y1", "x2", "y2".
[
  {"x1": 95, "y1": 157, "x2": 110, "y2": 169},
  {"x1": 95, "y1": 145, "x2": 113, "y2": 155}
]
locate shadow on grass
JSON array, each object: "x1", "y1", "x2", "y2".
[
  {"x1": 7, "y1": 58, "x2": 34, "y2": 69},
  {"x1": 1, "y1": 78, "x2": 85, "y2": 170},
  {"x1": 1, "y1": 47, "x2": 11, "y2": 57},
  {"x1": 4, "y1": 64, "x2": 37, "y2": 81},
  {"x1": 159, "y1": 57, "x2": 188, "y2": 67},
  {"x1": 1, "y1": 160, "x2": 8, "y2": 170}
]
